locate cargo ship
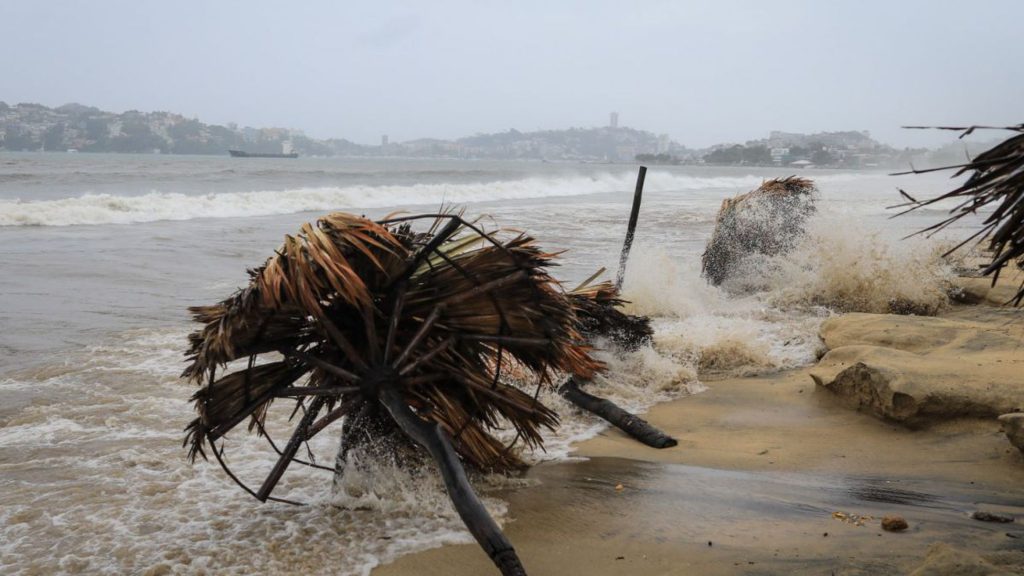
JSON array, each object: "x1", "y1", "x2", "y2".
[
  {"x1": 229, "y1": 140, "x2": 298, "y2": 158},
  {"x1": 228, "y1": 150, "x2": 298, "y2": 158}
]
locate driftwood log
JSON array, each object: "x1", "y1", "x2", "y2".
[
  {"x1": 701, "y1": 176, "x2": 818, "y2": 286},
  {"x1": 183, "y1": 211, "x2": 601, "y2": 575},
  {"x1": 559, "y1": 376, "x2": 677, "y2": 448}
]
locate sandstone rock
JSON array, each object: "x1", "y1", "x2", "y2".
[
  {"x1": 810, "y1": 314, "x2": 1024, "y2": 426},
  {"x1": 999, "y1": 413, "x2": 1024, "y2": 455},
  {"x1": 971, "y1": 510, "x2": 1015, "y2": 523},
  {"x1": 955, "y1": 276, "x2": 1024, "y2": 307},
  {"x1": 819, "y1": 313, "x2": 1016, "y2": 354},
  {"x1": 909, "y1": 543, "x2": 1019, "y2": 576}
]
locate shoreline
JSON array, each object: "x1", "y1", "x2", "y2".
[{"x1": 374, "y1": 281, "x2": 1024, "y2": 575}]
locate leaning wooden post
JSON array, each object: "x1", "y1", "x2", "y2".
[
  {"x1": 379, "y1": 384, "x2": 527, "y2": 576},
  {"x1": 615, "y1": 165, "x2": 647, "y2": 290}
]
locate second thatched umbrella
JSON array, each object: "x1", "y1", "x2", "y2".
[
  {"x1": 183, "y1": 211, "x2": 600, "y2": 576},
  {"x1": 702, "y1": 176, "x2": 818, "y2": 286}
]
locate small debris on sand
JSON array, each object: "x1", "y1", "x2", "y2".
[
  {"x1": 831, "y1": 511, "x2": 873, "y2": 526},
  {"x1": 881, "y1": 515, "x2": 909, "y2": 532},
  {"x1": 970, "y1": 511, "x2": 1015, "y2": 523}
]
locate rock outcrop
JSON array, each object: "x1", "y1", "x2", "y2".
[
  {"x1": 810, "y1": 313, "x2": 1024, "y2": 426},
  {"x1": 909, "y1": 543, "x2": 1023, "y2": 576},
  {"x1": 999, "y1": 413, "x2": 1024, "y2": 455}
]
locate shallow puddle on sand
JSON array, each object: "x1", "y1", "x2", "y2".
[{"x1": 480, "y1": 456, "x2": 1024, "y2": 574}]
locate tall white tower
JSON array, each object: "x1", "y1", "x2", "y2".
[{"x1": 609, "y1": 112, "x2": 619, "y2": 129}]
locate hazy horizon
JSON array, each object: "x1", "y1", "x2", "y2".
[{"x1": 2, "y1": 1, "x2": 1022, "y2": 148}]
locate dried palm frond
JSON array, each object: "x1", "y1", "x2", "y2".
[
  {"x1": 895, "y1": 124, "x2": 1024, "y2": 305},
  {"x1": 182, "y1": 211, "x2": 603, "y2": 574},
  {"x1": 568, "y1": 270, "x2": 652, "y2": 351},
  {"x1": 184, "y1": 212, "x2": 600, "y2": 492},
  {"x1": 701, "y1": 176, "x2": 818, "y2": 286}
]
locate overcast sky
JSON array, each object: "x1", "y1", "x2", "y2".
[{"x1": 1, "y1": 1, "x2": 1021, "y2": 148}]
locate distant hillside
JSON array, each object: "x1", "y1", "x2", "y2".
[
  {"x1": 450, "y1": 126, "x2": 683, "y2": 161},
  {"x1": 2, "y1": 101, "x2": 947, "y2": 168},
  {"x1": 0, "y1": 102, "x2": 682, "y2": 161},
  {"x1": 699, "y1": 130, "x2": 924, "y2": 169},
  {"x1": 0, "y1": 102, "x2": 362, "y2": 156}
]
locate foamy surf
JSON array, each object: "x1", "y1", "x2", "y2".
[{"x1": 0, "y1": 172, "x2": 873, "y2": 227}]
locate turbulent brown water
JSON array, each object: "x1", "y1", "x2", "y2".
[{"x1": 0, "y1": 154, "x2": 971, "y2": 574}]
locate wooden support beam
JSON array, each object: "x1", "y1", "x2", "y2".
[
  {"x1": 399, "y1": 336, "x2": 455, "y2": 376},
  {"x1": 281, "y1": 347, "x2": 360, "y2": 383},
  {"x1": 320, "y1": 315, "x2": 368, "y2": 372},
  {"x1": 255, "y1": 396, "x2": 326, "y2": 501},
  {"x1": 273, "y1": 386, "x2": 361, "y2": 397},
  {"x1": 457, "y1": 334, "x2": 550, "y2": 347},
  {"x1": 391, "y1": 305, "x2": 443, "y2": 369},
  {"x1": 305, "y1": 398, "x2": 360, "y2": 439},
  {"x1": 379, "y1": 384, "x2": 527, "y2": 576}
]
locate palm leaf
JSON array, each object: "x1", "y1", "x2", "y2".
[{"x1": 896, "y1": 124, "x2": 1024, "y2": 305}]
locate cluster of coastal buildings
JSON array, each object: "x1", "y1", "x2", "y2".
[
  {"x1": 0, "y1": 102, "x2": 950, "y2": 168},
  {"x1": 0, "y1": 102, "x2": 310, "y2": 156}
]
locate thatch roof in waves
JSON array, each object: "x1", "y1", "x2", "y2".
[
  {"x1": 701, "y1": 176, "x2": 818, "y2": 286},
  {"x1": 568, "y1": 269, "x2": 652, "y2": 351},
  {"x1": 895, "y1": 124, "x2": 1024, "y2": 305},
  {"x1": 183, "y1": 211, "x2": 601, "y2": 499}
]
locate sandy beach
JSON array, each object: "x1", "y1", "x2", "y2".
[{"x1": 375, "y1": 276, "x2": 1024, "y2": 575}]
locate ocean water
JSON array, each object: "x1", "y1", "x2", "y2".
[{"x1": 0, "y1": 153, "x2": 971, "y2": 575}]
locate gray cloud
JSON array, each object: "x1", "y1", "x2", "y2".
[{"x1": 1, "y1": 0, "x2": 1020, "y2": 148}]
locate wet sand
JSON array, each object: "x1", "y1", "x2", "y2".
[{"x1": 375, "y1": 293, "x2": 1024, "y2": 575}]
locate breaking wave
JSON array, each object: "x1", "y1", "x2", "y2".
[
  {"x1": 0, "y1": 172, "x2": 865, "y2": 227},
  {"x1": 722, "y1": 214, "x2": 959, "y2": 315}
]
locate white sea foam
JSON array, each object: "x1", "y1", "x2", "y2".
[
  {"x1": 721, "y1": 212, "x2": 959, "y2": 315},
  {"x1": 0, "y1": 172, "x2": 869, "y2": 227}
]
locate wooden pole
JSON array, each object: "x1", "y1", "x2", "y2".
[
  {"x1": 256, "y1": 395, "x2": 326, "y2": 501},
  {"x1": 616, "y1": 166, "x2": 647, "y2": 290},
  {"x1": 380, "y1": 384, "x2": 527, "y2": 576}
]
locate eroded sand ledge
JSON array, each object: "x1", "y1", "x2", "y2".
[{"x1": 375, "y1": 281, "x2": 1024, "y2": 576}]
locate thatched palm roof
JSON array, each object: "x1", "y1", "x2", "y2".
[
  {"x1": 701, "y1": 176, "x2": 818, "y2": 286},
  {"x1": 568, "y1": 271, "x2": 652, "y2": 351},
  {"x1": 183, "y1": 212, "x2": 601, "y2": 500},
  {"x1": 896, "y1": 124, "x2": 1024, "y2": 305}
]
